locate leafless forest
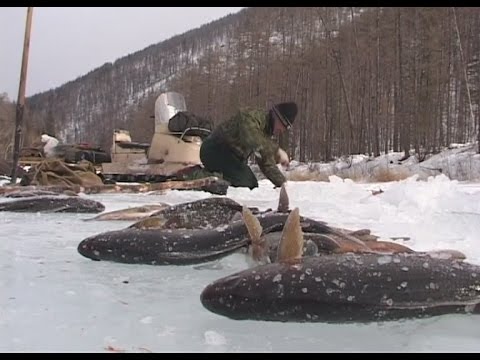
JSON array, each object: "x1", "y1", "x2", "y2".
[{"x1": 1, "y1": 7, "x2": 479, "y2": 162}]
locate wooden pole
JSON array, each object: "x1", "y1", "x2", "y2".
[{"x1": 10, "y1": 7, "x2": 34, "y2": 184}]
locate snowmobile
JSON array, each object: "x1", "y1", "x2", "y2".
[{"x1": 100, "y1": 91, "x2": 213, "y2": 183}]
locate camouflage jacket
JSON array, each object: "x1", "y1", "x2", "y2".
[{"x1": 211, "y1": 108, "x2": 286, "y2": 187}]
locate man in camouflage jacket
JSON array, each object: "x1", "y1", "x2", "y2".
[{"x1": 200, "y1": 102, "x2": 298, "y2": 189}]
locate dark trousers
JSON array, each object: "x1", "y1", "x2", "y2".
[{"x1": 200, "y1": 136, "x2": 258, "y2": 189}]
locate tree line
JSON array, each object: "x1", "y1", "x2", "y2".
[
  {"x1": 167, "y1": 7, "x2": 480, "y2": 161},
  {"x1": 1, "y1": 7, "x2": 479, "y2": 164}
]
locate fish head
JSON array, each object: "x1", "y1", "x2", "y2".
[
  {"x1": 200, "y1": 272, "x2": 244, "y2": 318},
  {"x1": 200, "y1": 266, "x2": 276, "y2": 320},
  {"x1": 83, "y1": 198, "x2": 106, "y2": 213}
]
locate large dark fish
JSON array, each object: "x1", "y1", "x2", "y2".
[
  {"x1": 0, "y1": 196, "x2": 105, "y2": 213},
  {"x1": 77, "y1": 186, "x2": 334, "y2": 266},
  {"x1": 78, "y1": 223, "x2": 251, "y2": 265},
  {"x1": 77, "y1": 212, "x2": 333, "y2": 265},
  {"x1": 130, "y1": 197, "x2": 260, "y2": 230},
  {"x1": 129, "y1": 185, "x2": 291, "y2": 231},
  {"x1": 201, "y1": 207, "x2": 478, "y2": 323},
  {"x1": 200, "y1": 252, "x2": 480, "y2": 323}
]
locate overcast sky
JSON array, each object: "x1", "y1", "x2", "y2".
[{"x1": 0, "y1": 7, "x2": 244, "y2": 101}]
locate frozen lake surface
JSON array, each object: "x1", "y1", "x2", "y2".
[{"x1": 2, "y1": 176, "x2": 480, "y2": 352}]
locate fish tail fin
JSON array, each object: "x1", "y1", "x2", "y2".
[
  {"x1": 277, "y1": 183, "x2": 290, "y2": 213},
  {"x1": 277, "y1": 207, "x2": 304, "y2": 262},
  {"x1": 242, "y1": 206, "x2": 270, "y2": 264}
]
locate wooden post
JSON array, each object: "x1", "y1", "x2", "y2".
[{"x1": 10, "y1": 7, "x2": 34, "y2": 184}]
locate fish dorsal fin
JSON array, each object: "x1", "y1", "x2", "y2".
[
  {"x1": 242, "y1": 206, "x2": 263, "y2": 244},
  {"x1": 277, "y1": 207, "x2": 304, "y2": 262},
  {"x1": 242, "y1": 206, "x2": 270, "y2": 264},
  {"x1": 277, "y1": 183, "x2": 289, "y2": 213}
]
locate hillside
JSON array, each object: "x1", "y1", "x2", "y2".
[{"x1": 7, "y1": 7, "x2": 480, "y2": 163}]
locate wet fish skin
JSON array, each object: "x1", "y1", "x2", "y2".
[
  {"x1": 0, "y1": 196, "x2": 105, "y2": 213},
  {"x1": 77, "y1": 222, "x2": 252, "y2": 265},
  {"x1": 200, "y1": 253, "x2": 480, "y2": 323},
  {"x1": 130, "y1": 197, "x2": 260, "y2": 230},
  {"x1": 129, "y1": 200, "x2": 330, "y2": 232},
  {"x1": 77, "y1": 213, "x2": 334, "y2": 266}
]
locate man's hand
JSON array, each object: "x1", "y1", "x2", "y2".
[{"x1": 276, "y1": 148, "x2": 290, "y2": 167}]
